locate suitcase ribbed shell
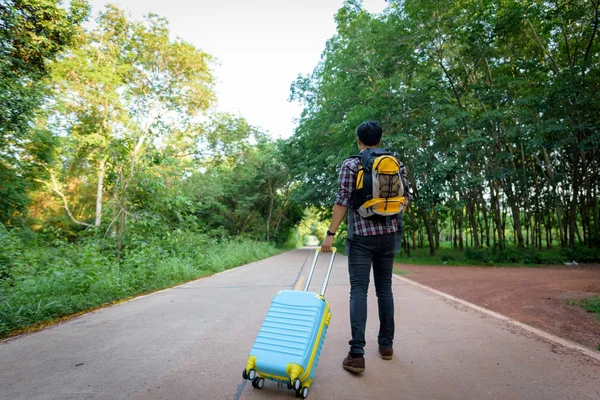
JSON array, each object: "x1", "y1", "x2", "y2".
[{"x1": 249, "y1": 290, "x2": 330, "y2": 384}]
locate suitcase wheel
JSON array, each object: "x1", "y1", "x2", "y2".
[
  {"x1": 292, "y1": 378, "x2": 301, "y2": 391},
  {"x1": 245, "y1": 368, "x2": 256, "y2": 381},
  {"x1": 295, "y1": 386, "x2": 309, "y2": 399},
  {"x1": 251, "y1": 377, "x2": 265, "y2": 389}
]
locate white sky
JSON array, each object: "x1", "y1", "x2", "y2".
[{"x1": 87, "y1": 0, "x2": 388, "y2": 139}]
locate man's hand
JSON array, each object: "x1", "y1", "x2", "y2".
[{"x1": 321, "y1": 235, "x2": 335, "y2": 253}]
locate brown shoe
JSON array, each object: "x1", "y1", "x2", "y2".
[
  {"x1": 379, "y1": 346, "x2": 393, "y2": 360},
  {"x1": 342, "y1": 352, "x2": 365, "y2": 373}
]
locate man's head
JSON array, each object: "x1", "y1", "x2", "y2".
[{"x1": 356, "y1": 120, "x2": 382, "y2": 149}]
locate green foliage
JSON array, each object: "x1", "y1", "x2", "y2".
[
  {"x1": 464, "y1": 247, "x2": 565, "y2": 265},
  {"x1": 579, "y1": 297, "x2": 600, "y2": 318},
  {"x1": 30, "y1": 3, "x2": 303, "y2": 251},
  {"x1": 281, "y1": 227, "x2": 304, "y2": 249},
  {"x1": 297, "y1": 207, "x2": 330, "y2": 244},
  {"x1": 5, "y1": 0, "x2": 599, "y2": 344},
  {"x1": 20, "y1": 4, "x2": 300, "y2": 253},
  {"x1": 43, "y1": 4, "x2": 217, "y2": 235},
  {"x1": 561, "y1": 247, "x2": 600, "y2": 264},
  {"x1": 0, "y1": 229, "x2": 279, "y2": 338},
  {"x1": 287, "y1": 0, "x2": 600, "y2": 256},
  {"x1": 162, "y1": 137, "x2": 303, "y2": 244},
  {"x1": 0, "y1": 2, "x2": 307, "y2": 341},
  {"x1": 396, "y1": 243, "x2": 582, "y2": 266},
  {"x1": 0, "y1": 0, "x2": 90, "y2": 224},
  {"x1": 568, "y1": 296, "x2": 600, "y2": 322}
]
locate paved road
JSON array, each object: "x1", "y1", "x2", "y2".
[{"x1": 1, "y1": 248, "x2": 599, "y2": 400}]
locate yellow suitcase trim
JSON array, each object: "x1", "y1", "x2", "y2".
[{"x1": 299, "y1": 301, "x2": 330, "y2": 383}]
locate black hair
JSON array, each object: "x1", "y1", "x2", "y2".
[{"x1": 356, "y1": 120, "x2": 382, "y2": 146}]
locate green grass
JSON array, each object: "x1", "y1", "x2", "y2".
[
  {"x1": 572, "y1": 297, "x2": 600, "y2": 322},
  {"x1": 395, "y1": 244, "x2": 598, "y2": 267},
  {"x1": 333, "y1": 236, "x2": 597, "y2": 267},
  {"x1": 393, "y1": 269, "x2": 409, "y2": 275},
  {"x1": 0, "y1": 231, "x2": 280, "y2": 339}
]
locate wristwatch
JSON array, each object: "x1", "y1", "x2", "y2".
[{"x1": 326, "y1": 230, "x2": 336, "y2": 236}]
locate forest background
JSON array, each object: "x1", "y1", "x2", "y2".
[{"x1": 1, "y1": 0, "x2": 599, "y2": 337}]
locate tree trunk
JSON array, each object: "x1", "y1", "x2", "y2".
[
  {"x1": 46, "y1": 169, "x2": 93, "y2": 228},
  {"x1": 538, "y1": 212, "x2": 543, "y2": 250},
  {"x1": 467, "y1": 198, "x2": 480, "y2": 249},
  {"x1": 576, "y1": 220, "x2": 583, "y2": 246},
  {"x1": 520, "y1": 143, "x2": 532, "y2": 248},
  {"x1": 480, "y1": 193, "x2": 490, "y2": 248},
  {"x1": 594, "y1": 175, "x2": 599, "y2": 246},
  {"x1": 545, "y1": 211, "x2": 551, "y2": 249},
  {"x1": 570, "y1": 191, "x2": 578, "y2": 247},
  {"x1": 502, "y1": 209, "x2": 507, "y2": 245},
  {"x1": 470, "y1": 228, "x2": 473, "y2": 248},
  {"x1": 548, "y1": 211, "x2": 554, "y2": 248},
  {"x1": 453, "y1": 212, "x2": 458, "y2": 249},
  {"x1": 504, "y1": 180, "x2": 524, "y2": 248},
  {"x1": 490, "y1": 181, "x2": 503, "y2": 249},
  {"x1": 492, "y1": 216, "x2": 497, "y2": 247},
  {"x1": 557, "y1": 199, "x2": 566, "y2": 248},
  {"x1": 538, "y1": 148, "x2": 566, "y2": 247},
  {"x1": 422, "y1": 210, "x2": 436, "y2": 257},
  {"x1": 534, "y1": 180, "x2": 541, "y2": 249},
  {"x1": 580, "y1": 202, "x2": 588, "y2": 247},
  {"x1": 581, "y1": 151, "x2": 592, "y2": 247},
  {"x1": 434, "y1": 212, "x2": 440, "y2": 250},
  {"x1": 458, "y1": 209, "x2": 464, "y2": 251},
  {"x1": 475, "y1": 199, "x2": 483, "y2": 247},
  {"x1": 563, "y1": 210, "x2": 569, "y2": 248},
  {"x1": 95, "y1": 158, "x2": 106, "y2": 227},
  {"x1": 569, "y1": 150, "x2": 580, "y2": 248}
]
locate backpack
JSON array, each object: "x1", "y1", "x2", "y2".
[{"x1": 350, "y1": 148, "x2": 406, "y2": 219}]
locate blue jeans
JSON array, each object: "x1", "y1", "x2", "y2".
[{"x1": 347, "y1": 233, "x2": 396, "y2": 356}]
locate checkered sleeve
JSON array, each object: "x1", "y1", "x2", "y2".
[{"x1": 335, "y1": 159, "x2": 355, "y2": 207}]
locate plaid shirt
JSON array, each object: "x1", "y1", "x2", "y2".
[{"x1": 335, "y1": 152, "x2": 412, "y2": 237}]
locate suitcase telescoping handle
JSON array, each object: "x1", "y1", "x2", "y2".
[{"x1": 302, "y1": 247, "x2": 336, "y2": 296}]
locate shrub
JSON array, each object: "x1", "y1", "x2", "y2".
[{"x1": 0, "y1": 229, "x2": 280, "y2": 338}]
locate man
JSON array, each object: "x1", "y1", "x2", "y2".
[{"x1": 320, "y1": 120, "x2": 411, "y2": 373}]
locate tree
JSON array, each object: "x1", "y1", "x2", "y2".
[
  {"x1": 287, "y1": 0, "x2": 600, "y2": 254},
  {"x1": 43, "y1": 5, "x2": 215, "y2": 255},
  {"x1": 0, "y1": 0, "x2": 89, "y2": 224}
]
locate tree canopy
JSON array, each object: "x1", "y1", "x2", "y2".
[
  {"x1": 1, "y1": 0, "x2": 599, "y2": 260},
  {"x1": 287, "y1": 0, "x2": 600, "y2": 255},
  {"x1": 1, "y1": 0, "x2": 90, "y2": 223}
]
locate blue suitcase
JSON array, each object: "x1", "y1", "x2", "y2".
[{"x1": 242, "y1": 248, "x2": 336, "y2": 399}]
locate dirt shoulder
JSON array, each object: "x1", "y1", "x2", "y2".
[{"x1": 395, "y1": 263, "x2": 600, "y2": 350}]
